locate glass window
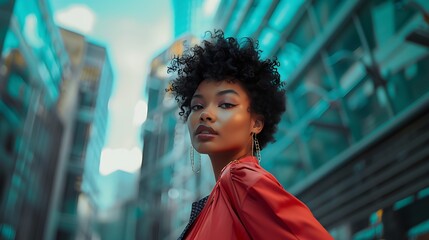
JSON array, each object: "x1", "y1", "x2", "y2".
[
  {"x1": 312, "y1": 0, "x2": 345, "y2": 30},
  {"x1": 269, "y1": 0, "x2": 305, "y2": 32},
  {"x1": 1, "y1": 50, "x2": 31, "y2": 116},
  {"x1": 0, "y1": 107, "x2": 19, "y2": 156},
  {"x1": 277, "y1": 43, "x2": 303, "y2": 82},
  {"x1": 387, "y1": 54, "x2": 429, "y2": 113},
  {"x1": 290, "y1": 57, "x2": 333, "y2": 117},
  {"x1": 304, "y1": 106, "x2": 350, "y2": 168},
  {"x1": 258, "y1": 27, "x2": 280, "y2": 58},
  {"x1": 71, "y1": 121, "x2": 90, "y2": 159},
  {"x1": 13, "y1": 0, "x2": 62, "y2": 106},
  {"x1": 267, "y1": 140, "x2": 309, "y2": 188},
  {"x1": 358, "y1": 0, "x2": 416, "y2": 51},
  {"x1": 6, "y1": 75, "x2": 29, "y2": 101},
  {"x1": 60, "y1": 172, "x2": 81, "y2": 214},
  {"x1": 78, "y1": 90, "x2": 95, "y2": 108},
  {"x1": 326, "y1": 21, "x2": 363, "y2": 81},
  {"x1": 225, "y1": 0, "x2": 250, "y2": 36},
  {"x1": 275, "y1": 110, "x2": 293, "y2": 135},
  {"x1": 237, "y1": 0, "x2": 274, "y2": 38},
  {"x1": 2, "y1": 31, "x2": 19, "y2": 58},
  {"x1": 0, "y1": 0, "x2": 15, "y2": 11},
  {"x1": 287, "y1": 12, "x2": 316, "y2": 53},
  {"x1": 345, "y1": 76, "x2": 391, "y2": 140}
]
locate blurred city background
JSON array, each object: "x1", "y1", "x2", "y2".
[{"x1": 1, "y1": 0, "x2": 429, "y2": 239}]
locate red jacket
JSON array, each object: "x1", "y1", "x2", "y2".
[{"x1": 184, "y1": 156, "x2": 333, "y2": 240}]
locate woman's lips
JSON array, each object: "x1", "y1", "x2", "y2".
[
  {"x1": 196, "y1": 133, "x2": 217, "y2": 141},
  {"x1": 195, "y1": 125, "x2": 218, "y2": 141}
]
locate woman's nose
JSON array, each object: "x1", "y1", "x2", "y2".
[{"x1": 200, "y1": 110, "x2": 215, "y2": 122}]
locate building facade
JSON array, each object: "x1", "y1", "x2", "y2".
[
  {"x1": 0, "y1": 0, "x2": 70, "y2": 239},
  {"x1": 55, "y1": 29, "x2": 114, "y2": 240},
  {"x1": 140, "y1": 0, "x2": 429, "y2": 239},
  {"x1": 0, "y1": 1, "x2": 114, "y2": 238},
  {"x1": 214, "y1": 0, "x2": 429, "y2": 239}
]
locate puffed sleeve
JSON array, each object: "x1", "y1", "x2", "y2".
[{"x1": 224, "y1": 163, "x2": 333, "y2": 240}]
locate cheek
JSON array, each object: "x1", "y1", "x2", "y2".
[{"x1": 221, "y1": 113, "x2": 251, "y2": 133}]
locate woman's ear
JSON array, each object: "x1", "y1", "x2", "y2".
[{"x1": 252, "y1": 115, "x2": 264, "y2": 134}]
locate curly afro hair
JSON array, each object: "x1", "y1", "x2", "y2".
[{"x1": 167, "y1": 30, "x2": 286, "y2": 149}]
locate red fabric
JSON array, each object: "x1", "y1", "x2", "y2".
[{"x1": 185, "y1": 156, "x2": 333, "y2": 240}]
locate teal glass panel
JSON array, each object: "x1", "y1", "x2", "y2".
[
  {"x1": 71, "y1": 121, "x2": 90, "y2": 159},
  {"x1": 275, "y1": 111, "x2": 293, "y2": 136},
  {"x1": 0, "y1": 0, "x2": 15, "y2": 52},
  {"x1": 312, "y1": 0, "x2": 345, "y2": 30},
  {"x1": 258, "y1": 27, "x2": 280, "y2": 58},
  {"x1": 0, "y1": 224, "x2": 16, "y2": 240},
  {"x1": 290, "y1": 57, "x2": 332, "y2": 118},
  {"x1": 238, "y1": 0, "x2": 273, "y2": 38},
  {"x1": 344, "y1": 77, "x2": 391, "y2": 140},
  {"x1": 326, "y1": 20, "x2": 362, "y2": 83},
  {"x1": 358, "y1": 0, "x2": 416, "y2": 51},
  {"x1": 304, "y1": 105, "x2": 350, "y2": 168},
  {"x1": 1, "y1": 28, "x2": 18, "y2": 52},
  {"x1": 0, "y1": 0, "x2": 15, "y2": 9},
  {"x1": 269, "y1": 0, "x2": 304, "y2": 32},
  {"x1": 287, "y1": 12, "x2": 316, "y2": 53},
  {"x1": 13, "y1": 0, "x2": 61, "y2": 105},
  {"x1": 60, "y1": 172, "x2": 81, "y2": 214},
  {"x1": 6, "y1": 74, "x2": 30, "y2": 108},
  {"x1": 225, "y1": 0, "x2": 248, "y2": 35},
  {"x1": 267, "y1": 140, "x2": 309, "y2": 188},
  {"x1": 387, "y1": 54, "x2": 429, "y2": 113},
  {"x1": 1, "y1": 46, "x2": 32, "y2": 117},
  {"x1": 277, "y1": 43, "x2": 303, "y2": 82}
]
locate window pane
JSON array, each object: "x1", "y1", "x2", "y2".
[
  {"x1": 312, "y1": 0, "x2": 345, "y2": 30},
  {"x1": 305, "y1": 106, "x2": 350, "y2": 168},
  {"x1": 387, "y1": 54, "x2": 429, "y2": 113},
  {"x1": 327, "y1": 21, "x2": 363, "y2": 81},
  {"x1": 268, "y1": 140, "x2": 309, "y2": 188},
  {"x1": 277, "y1": 43, "x2": 304, "y2": 81},
  {"x1": 225, "y1": 0, "x2": 250, "y2": 35},
  {"x1": 258, "y1": 27, "x2": 280, "y2": 58},
  {"x1": 291, "y1": 57, "x2": 333, "y2": 117},
  {"x1": 269, "y1": 0, "x2": 305, "y2": 32},
  {"x1": 358, "y1": 0, "x2": 416, "y2": 51},
  {"x1": 287, "y1": 12, "x2": 316, "y2": 53},
  {"x1": 345, "y1": 77, "x2": 391, "y2": 140},
  {"x1": 238, "y1": 0, "x2": 274, "y2": 38}
]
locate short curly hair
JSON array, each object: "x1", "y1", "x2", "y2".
[{"x1": 167, "y1": 30, "x2": 286, "y2": 149}]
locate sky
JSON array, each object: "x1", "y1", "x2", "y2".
[{"x1": 49, "y1": 0, "x2": 174, "y2": 176}]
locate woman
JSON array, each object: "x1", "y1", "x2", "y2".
[{"x1": 168, "y1": 30, "x2": 333, "y2": 240}]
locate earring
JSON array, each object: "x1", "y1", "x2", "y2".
[
  {"x1": 190, "y1": 146, "x2": 201, "y2": 173},
  {"x1": 253, "y1": 133, "x2": 261, "y2": 163}
]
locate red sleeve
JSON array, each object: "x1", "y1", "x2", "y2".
[{"x1": 224, "y1": 163, "x2": 334, "y2": 240}]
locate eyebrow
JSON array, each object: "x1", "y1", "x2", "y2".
[{"x1": 192, "y1": 89, "x2": 240, "y2": 99}]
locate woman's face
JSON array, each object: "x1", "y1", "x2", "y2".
[{"x1": 188, "y1": 79, "x2": 262, "y2": 158}]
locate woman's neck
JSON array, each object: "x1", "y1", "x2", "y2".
[{"x1": 208, "y1": 150, "x2": 251, "y2": 181}]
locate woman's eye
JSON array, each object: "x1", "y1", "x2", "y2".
[
  {"x1": 191, "y1": 104, "x2": 203, "y2": 111},
  {"x1": 219, "y1": 103, "x2": 235, "y2": 109}
]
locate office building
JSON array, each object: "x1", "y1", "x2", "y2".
[{"x1": 140, "y1": 0, "x2": 429, "y2": 239}]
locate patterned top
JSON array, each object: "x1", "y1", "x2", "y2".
[{"x1": 177, "y1": 196, "x2": 209, "y2": 240}]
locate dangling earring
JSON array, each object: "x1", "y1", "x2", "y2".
[
  {"x1": 190, "y1": 146, "x2": 201, "y2": 173},
  {"x1": 253, "y1": 133, "x2": 261, "y2": 163}
]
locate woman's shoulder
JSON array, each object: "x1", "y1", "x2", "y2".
[{"x1": 220, "y1": 156, "x2": 281, "y2": 191}]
